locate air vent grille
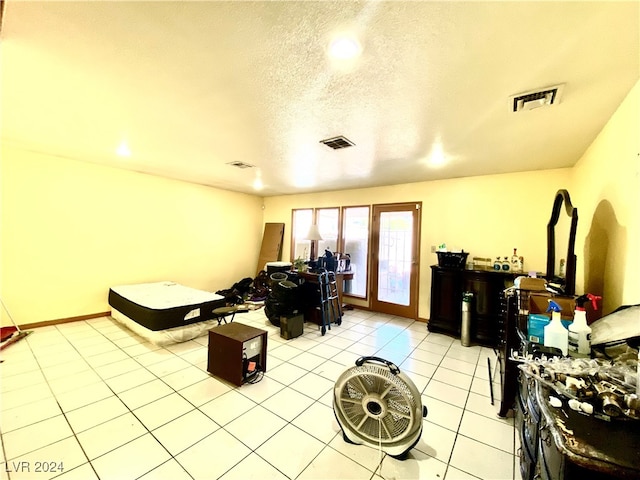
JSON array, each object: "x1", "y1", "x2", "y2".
[
  {"x1": 226, "y1": 161, "x2": 255, "y2": 169},
  {"x1": 510, "y1": 84, "x2": 565, "y2": 112},
  {"x1": 320, "y1": 136, "x2": 355, "y2": 150}
]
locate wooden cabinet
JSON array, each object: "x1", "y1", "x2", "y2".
[
  {"x1": 429, "y1": 267, "x2": 462, "y2": 337},
  {"x1": 516, "y1": 379, "x2": 640, "y2": 480},
  {"x1": 428, "y1": 266, "x2": 516, "y2": 347},
  {"x1": 207, "y1": 323, "x2": 268, "y2": 386}
]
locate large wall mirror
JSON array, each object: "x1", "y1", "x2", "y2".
[{"x1": 546, "y1": 189, "x2": 578, "y2": 295}]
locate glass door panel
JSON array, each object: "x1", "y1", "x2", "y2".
[
  {"x1": 371, "y1": 203, "x2": 420, "y2": 318},
  {"x1": 377, "y1": 211, "x2": 413, "y2": 306}
]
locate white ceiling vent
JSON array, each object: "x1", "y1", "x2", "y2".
[
  {"x1": 320, "y1": 136, "x2": 355, "y2": 150},
  {"x1": 226, "y1": 161, "x2": 255, "y2": 169},
  {"x1": 510, "y1": 84, "x2": 565, "y2": 112}
]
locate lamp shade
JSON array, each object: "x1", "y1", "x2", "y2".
[{"x1": 306, "y1": 224, "x2": 323, "y2": 241}]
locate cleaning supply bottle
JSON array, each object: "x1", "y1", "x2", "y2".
[
  {"x1": 511, "y1": 248, "x2": 520, "y2": 272},
  {"x1": 568, "y1": 294, "x2": 601, "y2": 357},
  {"x1": 502, "y1": 256, "x2": 510, "y2": 271},
  {"x1": 544, "y1": 300, "x2": 568, "y2": 356}
]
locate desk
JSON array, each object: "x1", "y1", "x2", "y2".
[{"x1": 294, "y1": 271, "x2": 354, "y2": 325}]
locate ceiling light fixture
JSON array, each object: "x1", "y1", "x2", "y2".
[
  {"x1": 328, "y1": 35, "x2": 362, "y2": 60},
  {"x1": 253, "y1": 176, "x2": 263, "y2": 190},
  {"x1": 425, "y1": 138, "x2": 448, "y2": 168},
  {"x1": 116, "y1": 141, "x2": 131, "y2": 157}
]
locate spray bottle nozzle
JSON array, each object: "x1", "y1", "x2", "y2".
[
  {"x1": 576, "y1": 293, "x2": 602, "y2": 310},
  {"x1": 546, "y1": 299, "x2": 562, "y2": 313},
  {"x1": 587, "y1": 293, "x2": 602, "y2": 310}
]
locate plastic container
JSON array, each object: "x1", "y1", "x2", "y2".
[
  {"x1": 568, "y1": 293, "x2": 601, "y2": 357},
  {"x1": 568, "y1": 309, "x2": 590, "y2": 357},
  {"x1": 437, "y1": 251, "x2": 468, "y2": 269},
  {"x1": 544, "y1": 300, "x2": 568, "y2": 356},
  {"x1": 501, "y1": 257, "x2": 510, "y2": 271}
]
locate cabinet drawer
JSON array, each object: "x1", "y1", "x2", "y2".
[
  {"x1": 539, "y1": 420, "x2": 562, "y2": 480},
  {"x1": 518, "y1": 444, "x2": 536, "y2": 480},
  {"x1": 515, "y1": 394, "x2": 524, "y2": 432},
  {"x1": 526, "y1": 380, "x2": 541, "y2": 423},
  {"x1": 523, "y1": 409, "x2": 539, "y2": 459},
  {"x1": 518, "y1": 372, "x2": 529, "y2": 406}
]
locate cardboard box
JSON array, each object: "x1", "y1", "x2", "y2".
[
  {"x1": 517, "y1": 277, "x2": 547, "y2": 291},
  {"x1": 528, "y1": 293, "x2": 575, "y2": 320}
]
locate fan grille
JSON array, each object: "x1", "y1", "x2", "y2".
[{"x1": 337, "y1": 364, "x2": 418, "y2": 443}]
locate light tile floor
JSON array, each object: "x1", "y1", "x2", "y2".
[{"x1": 1, "y1": 309, "x2": 519, "y2": 480}]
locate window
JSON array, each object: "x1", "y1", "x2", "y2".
[
  {"x1": 291, "y1": 209, "x2": 313, "y2": 261},
  {"x1": 291, "y1": 205, "x2": 370, "y2": 299},
  {"x1": 317, "y1": 208, "x2": 339, "y2": 257},
  {"x1": 342, "y1": 206, "x2": 369, "y2": 297}
]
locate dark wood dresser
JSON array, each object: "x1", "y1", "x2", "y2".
[
  {"x1": 428, "y1": 265, "x2": 517, "y2": 347},
  {"x1": 517, "y1": 378, "x2": 640, "y2": 479}
]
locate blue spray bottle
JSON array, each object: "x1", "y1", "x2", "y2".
[{"x1": 543, "y1": 300, "x2": 567, "y2": 356}]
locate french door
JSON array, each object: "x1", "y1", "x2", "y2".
[{"x1": 370, "y1": 203, "x2": 421, "y2": 319}]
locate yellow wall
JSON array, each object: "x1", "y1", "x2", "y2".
[
  {"x1": 264, "y1": 169, "x2": 572, "y2": 320},
  {"x1": 2, "y1": 80, "x2": 637, "y2": 326},
  {"x1": 264, "y1": 80, "x2": 640, "y2": 320},
  {"x1": 571, "y1": 79, "x2": 640, "y2": 315},
  {"x1": 1, "y1": 145, "x2": 264, "y2": 325}
]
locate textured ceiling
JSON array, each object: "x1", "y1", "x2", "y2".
[{"x1": 1, "y1": 1, "x2": 638, "y2": 196}]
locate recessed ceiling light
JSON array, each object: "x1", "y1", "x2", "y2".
[
  {"x1": 116, "y1": 141, "x2": 131, "y2": 157},
  {"x1": 328, "y1": 35, "x2": 362, "y2": 60},
  {"x1": 253, "y1": 177, "x2": 263, "y2": 190},
  {"x1": 426, "y1": 140, "x2": 448, "y2": 168}
]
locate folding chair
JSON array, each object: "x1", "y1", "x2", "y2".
[{"x1": 211, "y1": 305, "x2": 248, "y2": 326}]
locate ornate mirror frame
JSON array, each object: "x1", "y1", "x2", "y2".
[{"x1": 546, "y1": 189, "x2": 578, "y2": 296}]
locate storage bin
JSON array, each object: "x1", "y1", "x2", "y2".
[
  {"x1": 280, "y1": 314, "x2": 303, "y2": 340},
  {"x1": 437, "y1": 251, "x2": 468, "y2": 269}
]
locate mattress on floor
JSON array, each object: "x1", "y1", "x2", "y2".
[
  {"x1": 111, "y1": 307, "x2": 223, "y2": 346},
  {"x1": 108, "y1": 281, "x2": 226, "y2": 332}
]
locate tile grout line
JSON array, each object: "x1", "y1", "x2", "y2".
[
  {"x1": 52, "y1": 319, "x2": 202, "y2": 480},
  {"x1": 1, "y1": 313, "x2": 517, "y2": 480}
]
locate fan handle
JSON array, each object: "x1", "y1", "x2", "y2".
[{"x1": 355, "y1": 356, "x2": 400, "y2": 375}]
